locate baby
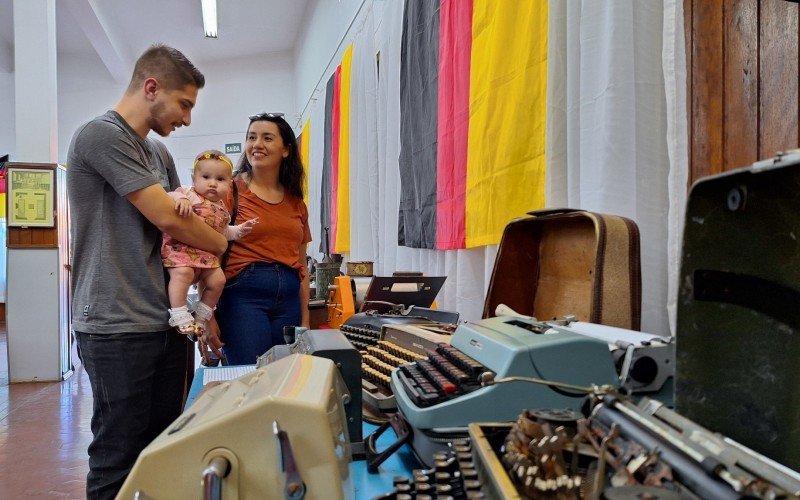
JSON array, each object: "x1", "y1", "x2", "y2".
[{"x1": 162, "y1": 149, "x2": 258, "y2": 339}]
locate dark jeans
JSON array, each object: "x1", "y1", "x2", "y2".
[
  {"x1": 216, "y1": 262, "x2": 302, "y2": 365},
  {"x1": 76, "y1": 330, "x2": 189, "y2": 500}
]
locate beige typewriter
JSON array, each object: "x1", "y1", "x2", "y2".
[{"x1": 117, "y1": 354, "x2": 353, "y2": 499}]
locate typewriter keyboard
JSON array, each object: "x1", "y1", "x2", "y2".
[
  {"x1": 340, "y1": 323, "x2": 381, "y2": 351},
  {"x1": 374, "y1": 439, "x2": 484, "y2": 500},
  {"x1": 363, "y1": 341, "x2": 426, "y2": 389},
  {"x1": 397, "y1": 343, "x2": 488, "y2": 408}
]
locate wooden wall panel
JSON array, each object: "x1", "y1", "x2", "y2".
[
  {"x1": 690, "y1": 0, "x2": 724, "y2": 185},
  {"x1": 724, "y1": 0, "x2": 759, "y2": 169},
  {"x1": 7, "y1": 228, "x2": 58, "y2": 248},
  {"x1": 687, "y1": 0, "x2": 800, "y2": 184},
  {"x1": 685, "y1": 0, "x2": 692, "y2": 188},
  {"x1": 760, "y1": 0, "x2": 799, "y2": 158}
]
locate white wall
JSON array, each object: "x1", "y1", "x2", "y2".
[
  {"x1": 157, "y1": 51, "x2": 295, "y2": 185},
  {"x1": 58, "y1": 53, "x2": 125, "y2": 162},
  {"x1": 0, "y1": 71, "x2": 15, "y2": 156},
  {"x1": 56, "y1": 51, "x2": 294, "y2": 186},
  {"x1": 293, "y1": 0, "x2": 374, "y2": 127}
]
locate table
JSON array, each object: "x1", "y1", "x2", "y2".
[{"x1": 188, "y1": 366, "x2": 420, "y2": 499}]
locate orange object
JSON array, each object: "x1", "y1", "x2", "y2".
[{"x1": 326, "y1": 275, "x2": 355, "y2": 329}]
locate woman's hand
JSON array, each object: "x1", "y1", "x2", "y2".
[{"x1": 200, "y1": 315, "x2": 225, "y2": 362}]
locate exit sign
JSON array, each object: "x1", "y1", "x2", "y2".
[{"x1": 225, "y1": 143, "x2": 242, "y2": 154}]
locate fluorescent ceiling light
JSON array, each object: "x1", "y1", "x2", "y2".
[{"x1": 201, "y1": 0, "x2": 218, "y2": 38}]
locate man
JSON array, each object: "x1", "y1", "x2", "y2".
[{"x1": 66, "y1": 44, "x2": 227, "y2": 500}]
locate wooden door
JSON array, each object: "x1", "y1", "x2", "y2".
[{"x1": 686, "y1": 0, "x2": 799, "y2": 186}]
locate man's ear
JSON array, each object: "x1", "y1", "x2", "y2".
[{"x1": 143, "y1": 78, "x2": 160, "y2": 101}]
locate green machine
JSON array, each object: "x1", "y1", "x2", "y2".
[{"x1": 677, "y1": 153, "x2": 800, "y2": 471}]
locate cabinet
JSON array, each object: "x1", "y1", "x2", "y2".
[{"x1": 5, "y1": 163, "x2": 71, "y2": 382}]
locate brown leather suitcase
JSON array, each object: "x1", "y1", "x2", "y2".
[{"x1": 483, "y1": 208, "x2": 642, "y2": 330}]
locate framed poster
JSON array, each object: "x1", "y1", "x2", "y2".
[{"x1": 8, "y1": 167, "x2": 55, "y2": 227}]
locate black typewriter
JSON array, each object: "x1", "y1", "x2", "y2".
[
  {"x1": 361, "y1": 323, "x2": 456, "y2": 412},
  {"x1": 377, "y1": 394, "x2": 800, "y2": 500},
  {"x1": 395, "y1": 342, "x2": 487, "y2": 408},
  {"x1": 339, "y1": 310, "x2": 437, "y2": 351}
]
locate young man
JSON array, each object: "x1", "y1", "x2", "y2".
[{"x1": 66, "y1": 44, "x2": 227, "y2": 500}]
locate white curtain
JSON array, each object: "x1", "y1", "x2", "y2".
[
  {"x1": 348, "y1": 8, "x2": 380, "y2": 263},
  {"x1": 546, "y1": 0, "x2": 687, "y2": 336},
  {"x1": 306, "y1": 85, "x2": 326, "y2": 266},
  {"x1": 662, "y1": 0, "x2": 689, "y2": 336},
  {"x1": 305, "y1": 0, "x2": 687, "y2": 328}
]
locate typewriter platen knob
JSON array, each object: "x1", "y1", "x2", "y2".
[{"x1": 629, "y1": 355, "x2": 658, "y2": 385}]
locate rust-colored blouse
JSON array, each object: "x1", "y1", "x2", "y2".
[{"x1": 223, "y1": 178, "x2": 311, "y2": 281}]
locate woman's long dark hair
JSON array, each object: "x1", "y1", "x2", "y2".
[{"x1": 236, "y1": 115, "x2": 305, "y2": 199}]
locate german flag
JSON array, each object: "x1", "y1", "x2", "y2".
[
  {"x1": 319, "y1": 44, "x2": 354, "y2": 255},
  {"x1": 399, "y1": 0, "x2": 548, "y2": 249}
]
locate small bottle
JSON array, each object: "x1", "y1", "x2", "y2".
[{"x1": 201, "y1": 345, "x2": 221, "y2": 367}]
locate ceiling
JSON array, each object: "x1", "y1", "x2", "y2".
[{"x1": 0, "y1": 0, "x2": 311, "y2": 82}]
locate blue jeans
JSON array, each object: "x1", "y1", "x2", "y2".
[
  {"x1": 217, "y1": 262, "x2": 302, "y2": 365},
  {"x1": 76, "y1": 330, "x2": 190, "y2": 500}
]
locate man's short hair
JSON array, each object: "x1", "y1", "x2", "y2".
[{"x1": 127, "y1": 44, "x2": 205, "y2": 93}]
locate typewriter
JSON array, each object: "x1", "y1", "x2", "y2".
[
  {"x1": 339, "y1": 275, "x2": 457, "y2": 349},
  {"x1": 118, "y1": 354, "x2": 354, "y2": 499},
  {"x1": 339, "y1": 308, "x2": 441, "y2": 351},
  {"x1": 391, "y1": 307, "x2": 674, "y2": 465},
  {"x1": 377, "y1": 391, "x2": 800, "y2": 499},
  {"x1": 257, "y1": 327, "x2": 363, "y2": 456}
]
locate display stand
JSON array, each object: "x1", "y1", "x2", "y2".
[{"x1": 5, "y1": 162, "x2": 72, "y2": 382}]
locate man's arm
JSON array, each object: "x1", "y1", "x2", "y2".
[{"x1": 127, "y1": 184, "x2": 227, "y2": 254}]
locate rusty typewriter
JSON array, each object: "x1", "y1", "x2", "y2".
[{"x1": 376, "y1": 383, "x2": 800, "y2": 500}]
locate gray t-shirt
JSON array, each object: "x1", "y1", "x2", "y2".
[{"x1": 67, "y1": 110, "x2": 179, "y2": 333}]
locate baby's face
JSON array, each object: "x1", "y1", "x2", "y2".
[{"x1": 192, "y1": 159, "x2": 232, "y2": 202}]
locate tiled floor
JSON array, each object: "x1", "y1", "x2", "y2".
[{"x1": 0, "y1": 324, "x2": 92, "y2": 499}]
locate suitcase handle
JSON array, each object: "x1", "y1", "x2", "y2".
[{"x1": 526, "y1": 207, "x2": 584, "y2": 217}]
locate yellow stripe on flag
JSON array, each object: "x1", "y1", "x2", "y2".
[
  {"x1": 335, "y1": 44, "x2": 353, "y2": 253},
  {"x1": 465, "y1": 0, "x2": 548, "y2": 247},
  {"x1": 300, "y1": 119, "x2": 311, "y2": 206}
]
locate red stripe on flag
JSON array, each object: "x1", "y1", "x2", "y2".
[
  {"x1": 330, "y1": 65, "x2": 342, "y2": 252},
  {"x1": 436, "y1": 0, "x2": 472, "y2": 249}
]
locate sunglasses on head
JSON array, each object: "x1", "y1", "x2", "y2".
[{"x1": 248, "y1": 112, "x2": 285, "y2": 121}]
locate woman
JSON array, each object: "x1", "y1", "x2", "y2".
[{"x1": 206, "y1": 112, "x2": 311, "y2": 366}]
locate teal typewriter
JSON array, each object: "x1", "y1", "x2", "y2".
[{"x1": 389, "y1": 307, "x2": 673, "y2": 466}]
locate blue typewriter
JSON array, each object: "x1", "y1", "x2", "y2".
[{"x1": 390, "y1": 312, "x2": 673, "y2": 465}]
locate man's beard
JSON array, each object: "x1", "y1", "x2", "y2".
[{"x1": 148, "y1": 102, "x2": 171, "y2": 137}]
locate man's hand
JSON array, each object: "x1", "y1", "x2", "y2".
[
  {"x1": 126, "y1": 185, "x2": 227, "y2": 255},
  {"x1": 174, "y1": 197, "x2": 192, "y2": 217}
]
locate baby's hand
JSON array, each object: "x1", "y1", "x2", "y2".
[
  {"x1": 237, "y1": 217, "x2": 259, "y2": 237},
  {"x1": 174, "y1": 197, "x2": 192, "y2": 217},
  {"x1": 227, "y1": 218, "x2": 259, "y2": 240}
]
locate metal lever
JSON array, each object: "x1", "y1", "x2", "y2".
[
  {"x1": 495, "y1": 303, "x2": 537, "y2": 320},
  {"x1": 480, "y1": 371, "x2": 614, "y2": 396},
  {"x1": 202, "y1": 456, "x2": 230, "y2": 500},
  {"x1": 273, "y1": 421, "x2": 306, "y2": 500}
]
